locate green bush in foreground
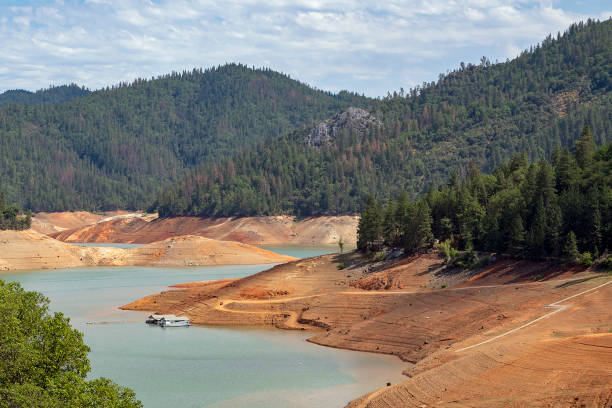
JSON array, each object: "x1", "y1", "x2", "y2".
[{"x1": 0, "y1": 280, "x2": 142, "y2": 408}]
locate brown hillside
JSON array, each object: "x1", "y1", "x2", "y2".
[
  {"x1": 122, "y1": 252, "x2": 612, "y2": 407},
  {"x1": 0, "y1": 230, "x2": 294, "y2": 271},
  {"x1": 50, "y1": 215, "x2": 358, "y2": 245}
]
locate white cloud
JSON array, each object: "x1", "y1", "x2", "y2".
[{"x1": 0, "y1": 0, "x2": 607, "y2": 96}]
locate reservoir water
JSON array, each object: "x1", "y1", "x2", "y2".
[{"x1": 1, "y1": 246, "x2": 407, "y2": 407}]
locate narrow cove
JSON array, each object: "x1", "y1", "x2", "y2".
[{"x1": 1, "y1": 246, "x2": 406, "y2": 408}]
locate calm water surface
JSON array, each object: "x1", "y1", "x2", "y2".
[{"x1": 1, "y1": 246, "x2": 406, "y2": 408}]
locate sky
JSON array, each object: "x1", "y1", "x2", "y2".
[{"x1": 0, "y1": 0, "x2": 610, "y2": 97}]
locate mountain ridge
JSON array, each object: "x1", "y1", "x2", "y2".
[
  {"x1": 155, "y1": 19, "x2": 612, "y2": 217},
  {"x1": 0, "y1": 63, "x2": 370, "y2": 211}
]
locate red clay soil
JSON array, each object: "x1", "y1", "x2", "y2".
[
  {"x1": 50, "y1": 215, "x2": 358, "y2": 245},
  {"x1": 121, "y1": 252, "x2": 611, "y2": 406}
]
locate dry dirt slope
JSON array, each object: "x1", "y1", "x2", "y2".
[
  {"x1": 0, "y1": 230, "x2": 294, "y2": 271},
  {"x1": 30, "y1": 210, "x2": 152, "y2": 235},
  {"x1": 49, "y1": 215, "x2": 358, "y2": 245},
  {"x1": 122, "y1": 252, "x2": 612, "y2": 407}
]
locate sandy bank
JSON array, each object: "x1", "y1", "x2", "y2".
[
  {"x1": 0, "y1": 230, "x2": 295, "y2": 271},
  {"x1": 125, "y1": 235, "x2": 296, "y2": 267},
  {"x1": 49, "y1": 215, "x2": 357, "y2": 245},
  {"x1": 31, "y1": 210, "x2": 156, "y2": 235},
  {"x1": 122, "y1": 252, "x2": 611, "y2": 407}
]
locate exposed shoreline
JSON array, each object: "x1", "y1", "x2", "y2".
[
  {"x1": 121, "y1": 251, "x2": 612, "y2": 407},
  {"x1": 0, "y1": 229, "x2": 295, "y2": 271},
  {"x1": 33, "y1": 212, "x2": 358, "y2": 246}
]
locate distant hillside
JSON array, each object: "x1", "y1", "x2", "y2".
[
  {"x1": 0, "y1": 84, "x2": 90, "y2": 107},
  {"x1": 0, "y1": 64, "x2": 369, "y2": 210},
  {"x1": 156, "y1": 19, "x2": 612, "y2": 217}
]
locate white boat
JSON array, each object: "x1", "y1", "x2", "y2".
[
  {"x1": 146, "y1": 314, "x2": 170, "y2": 325},
  {"x1": 159, "y1": 316, "x2": 190, "y2": 327}
]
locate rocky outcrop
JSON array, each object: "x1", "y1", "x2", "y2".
[{"x1": 304, "y1": 107, "x2": 380, "y2": 146}]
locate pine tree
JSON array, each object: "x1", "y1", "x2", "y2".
[
  {"x1": 357, "y1": 195, "x2": 383, "y2": 252},
  {"x1": 591, "y1": 206, "x2": 602, "y2": 254},
  {"x1": 573, "y1": 125, "x2": 596, "y2": 168},
  {"x1": 403, "y1": 200, "x2": 433, "y2": 254},
  {"x1": 457, "y1": 188, "x2": 485, "y2": 248},
  {"x1": 527, "y1": 197, "x2": 547, "y2": 258},
  {"x1": 382, "y1": 199, "x2": 398, "y2": 246},
  {"x1": 507, "y1": 215, "x2": 526, "y2": 255},
  {"x1": 563, "y1": 231, "x2": 579, "y2": 262}
]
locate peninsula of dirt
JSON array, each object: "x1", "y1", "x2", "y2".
[
  {"x1": 30, "y1": 211, "x2": 157, "y2": 235},
  {"x1": 122, "y1": 252, "x2": 612, "y2": 407},
  {"x1": 47, "y1": 214, "x2": 357, "y2": 245},
  {"x1": 0, "y1": 230, "x2": 295, "y2": 271}
]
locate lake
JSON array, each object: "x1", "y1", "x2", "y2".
[{"x1": 1, "y1": 246, "x2": 407, "y2": 408}]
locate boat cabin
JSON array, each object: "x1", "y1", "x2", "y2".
[
  {"x1": 146, "y1": 314, "x2": 178, "y2": 325},
  {"x1": 160, "y1": 316, "x2": 190, "y2": 327}
]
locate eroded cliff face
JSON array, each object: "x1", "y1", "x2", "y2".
[{"x1": 304, "y1": 107, "x2": 380, "y2": 146}]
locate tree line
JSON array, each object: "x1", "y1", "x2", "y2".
[
  {"x1": 0, "y1": 64, "x2": 367, "y2": 211},
  {"x1": 0, "y1": 20, "x2": 609, "y2": 215},
  {"x1": 155, "y1": 19, "x2": 612, "y2": 218},
  {"x1": 0, "y1": 191, "x2": 30, "y2": 230},
  {"x1": 358, "y1": 126, "x2": 612, "y2": 263}
]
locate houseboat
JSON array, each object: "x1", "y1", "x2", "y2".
[
  {"x1": 146, "y1": 314, "x2": 174, "y2": 325},
  {"x1": 160, "y1": 315, "x2": 190, "y2": 327}
]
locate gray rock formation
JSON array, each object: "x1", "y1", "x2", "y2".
[{"x1": 304, "y1": 107, "x2": 380, "y2": 146}]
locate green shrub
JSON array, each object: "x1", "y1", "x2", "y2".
[
  {"x1": 599, "y1": 255, "x2": 612, "y2": 270},
  {"x1": 374, "y1": 251, "x2": 386, "y2": 262},
  {"x1": 337, "y1": 263, "x2": 345, "y2": 270},
  {"x1": 438, "y1": 239, "x2": 459, "y2": 264},
  {"x1": 470, "y1": 255, "x2": 492, "y2": 269},
  {"x1": 580, "y1": 252, "x2": 593, "y2": 267}
]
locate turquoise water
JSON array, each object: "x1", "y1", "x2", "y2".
[
  {"x1": 1, "y1": 248, "x2": 406, "y2": 407},
  {"x1": 72, "y1": 243, "x2": 338, "y2": 257},
  {"x1": 257, "y1": 244, "x2": 338, "y2": 259}
]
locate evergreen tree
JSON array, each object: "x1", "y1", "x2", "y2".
[
  {"x1": 574, "y1": 125, "x2": 596, "y2": 168},
  {"x1": 357, "y1": 195, "x2": 383, "y2": 251},
  {"x1": 0, "y1": 191, "x2": 31, "y2": 230},
  {"x1": 563, "y1": 231, "x2": 580, "y2": 262},
  {"x1": 402, "y1": 200, "x2": 433, "y2": 254},
  {"x1": 356, "y1": 137, "x2": 612, "y2": 262},
  {"x1": 507, "y1": 215, "x2": 526, "y2": 255}
]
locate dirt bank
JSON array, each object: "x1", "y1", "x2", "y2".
[
  {"x1": 31, "y1": 211, "x2": 156, "y2": 235},
  {"x1": 0, "y1": 230, "x2": 294, "y2": 271},
  {"x1": 122, "y1": 252, "x2": 611, "y2": 407},
  {"x1": 126, "y1": 235, "x2": 296, "y2": 267},
  {"x1": 50, "y1": 215, "x2": 357, "y2": 245}
]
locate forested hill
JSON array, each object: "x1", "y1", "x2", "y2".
[
  {"x1": 0, "y1": 84, "x2": 90, "y2": 107},
  {"x1": 0, "y1": 64, "x2": 368, "y2": 211},
  {"x1": 156, "y1": 18, "x2": 612, "y2": 217},
  {"x1": 357, "y1": 128, "x2": 612, "y2": 263}
]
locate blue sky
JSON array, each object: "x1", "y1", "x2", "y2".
[{"x1": 1, "y1": 0, "x2": 610, "y2": 97}]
